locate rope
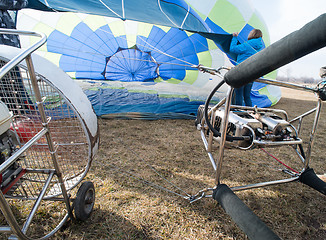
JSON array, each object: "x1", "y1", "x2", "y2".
[
  {"x1": 260, "y1": 148, "x2": 299, "y2": 174},
  {"x1": 98, "y1": 0, "x2": 123, "y2": 18},
  {"x1": 180, "y1": 4, "x2": 190, "y2": 29},
  {"x1": 20, "y1": 11, "x2": 217, "y2": 71},
  {"x1": 109, "y1": 163, "x2": 190, "y2": 199},
  {"x1": 136, "y1": 35, "x2": 195, "y2": 66},
  {"x1": 121, "y1": 0, "x2": 125, "y2": 19},
  {"x1": 157, "y1": 0, "x2": 179, "y2": 28},
  {"x1": 115, "y1": 137, "x2": 192, "y2": 198}
]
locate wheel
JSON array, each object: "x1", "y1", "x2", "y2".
[{"x1": 74, "y1": 181, "x2": 95, "y2": 221}]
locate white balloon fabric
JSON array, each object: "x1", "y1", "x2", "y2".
[{"x1": 19, "y1": 0, "x2": 280, "y2": 119}]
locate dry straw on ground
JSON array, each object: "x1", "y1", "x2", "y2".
[
  {"x1": 61, "y1": 87, "x2": 325, "y2": 240},
  {"x1": 2, "y1": 87, "x2": 326, "y2": 239}
]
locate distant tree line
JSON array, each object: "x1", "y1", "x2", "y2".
[{"x1": 276, "y1": 75, "x2": 318, "y2": 84}]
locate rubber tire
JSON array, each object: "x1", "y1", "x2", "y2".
[{"x1": 74, "y1": 181, "x2": 95, "y2": 221}]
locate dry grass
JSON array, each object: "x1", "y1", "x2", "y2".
[{"x1": 2, "y1": 91, "x2": 326, "y2": 239}]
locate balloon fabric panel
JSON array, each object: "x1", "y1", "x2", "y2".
[{"x1": 20, "y1": 0, "x2": 281, "y2": 118}]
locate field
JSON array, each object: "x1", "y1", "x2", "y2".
[
  {"x1": 52, "y1": 86, "x2": 325, "y2": 240},
  {"x1": 3, "y1": 87, "x2": 326, "y2": 239},
  {"x1": 63, "y1": 87, "x2": 326, "y2": 240}
]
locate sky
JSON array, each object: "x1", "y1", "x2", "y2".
[{"x1": 251, "y1": 0, "x2": 326, "y2": 79}]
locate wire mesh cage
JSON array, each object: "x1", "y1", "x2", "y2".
[
  {"x1": 0, "y1": 30, "x2": 99, "y2": 239},
  {"x1": 0, "y1": 59, "x2": 91, "y2": 198}
]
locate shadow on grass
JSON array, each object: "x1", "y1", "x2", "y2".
[
  {"x1": 59, "y1": 208, "x2": 154, "y2": 240},
  {"x1": 78, "y1": 96, "x2": 326, "y2": 239}
]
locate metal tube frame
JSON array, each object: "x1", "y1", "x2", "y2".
[
  {"x1": 255, "y1": 77, "x2": 318, "y2": 94},
  {"x1": 215, "y1": 87, "x2": 234, "y2": 184},
  {"x1": 199, "y1": 97, "x2": 226, "y2": 171},
  {"x1": 25, "y1": 55, "x2": 74, "y2": 217},
  {"x1": 0, "y1": 128, "x2": 48, "y2": 173},
  {"x1": 0, "y1": 190, "x2": 29, "y2": 239},
  {"x1": 303, "y1": 99, "x2": 322, "y2": 168},
  {"x1": 0, "y1": 29, "x2": 74, "y2": 239},
  {"x1": 22, "y1": 172, "x2": 55, "y2": 234},
  {"x1": 202, "y1": 76, "x2": 324, "y2": 192}
]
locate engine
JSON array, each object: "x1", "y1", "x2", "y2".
[
  {"x1": 0, "y1": 101, "x2": 24, "y2": 194},
  {"x1": 196, "y1": 105, "x2": 301, "y2": 150}
]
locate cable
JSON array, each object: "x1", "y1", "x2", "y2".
[
  {"x1": 19, "y1": 11, "x2": 220, "y2": 70},
  {"x1": 116, "y1": 137, "x2": 192, "y2": 198},
  {"x1": 203, "y1": 80, "x2": 246, "y2": 141},
  {"x1": 260, "y1": 148, "x2": 299, "y2": 174}
]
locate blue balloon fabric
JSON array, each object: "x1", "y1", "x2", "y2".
[{"x1": 20, "y1": 0, "x2": 281, "y2": 119}]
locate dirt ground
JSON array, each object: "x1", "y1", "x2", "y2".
[
  {"x1": 280, "y1": 86, "x2": 317, "y2": 101},
  {"x1": 3, "y1": 86, "x2": 326, "y2": 240},
  {"x1": 60, "y1": 86, "x2": 325, "y2": 240}
]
